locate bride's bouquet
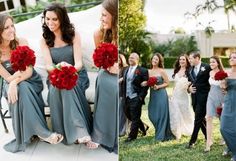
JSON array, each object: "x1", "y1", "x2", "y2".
[
  {"x1": 49, "y1": 64, "x2": 78, "y2": 90},
  {"x1": 175, "y1": 77, "x2": 189, "y2": 90},
  {"x1": 10, "y1": 45, "x2": 36, "y2": 71}
]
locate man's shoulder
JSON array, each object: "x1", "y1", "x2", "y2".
[{"x1": 137, "y1": 66, "x2": 147, "y2": 71}]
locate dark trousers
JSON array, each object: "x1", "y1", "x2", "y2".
[
  {"x1": 189, "y1": 104, "x2": 207, "y2": 144},
  {"x1": 124, "y1": 96, "x2": 145, "y2": 139}
]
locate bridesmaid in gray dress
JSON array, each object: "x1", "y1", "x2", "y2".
[
  {"x1": 92, "y1": 67, "x2": 118, "y2": 153},
  {"x1": 90, "y1": 0, "x2": 118, "y2": 153},
  {"x1": 220, "y1": 52, "x2": 236, "y2": 161},
  {"x1": 41, "y1": 3, "x2": 93, "y2": 145},
  {"x1": 143, "y1": 53, "x2": 174, "y2": 141},
  {"x1": 205, "y1": 56, "x2": 224, "y2": 152},
  {"x1": 0, "y1": 15, "x2": 63, "y2": 153}
]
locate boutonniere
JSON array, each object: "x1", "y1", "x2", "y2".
[
  {"x1": 200, "y1": 66, "x2": 206, "y2": 72},
  {"x1": 135, "y1": 69, "x2": 141, "y2": 75}
]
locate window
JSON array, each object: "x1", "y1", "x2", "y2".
[
  {"x1": 0, "y1": 0, "x2": 14, "y2": 12},
  {"x1": 0, "y1": 2, "x2": 6, "y2": 12}
]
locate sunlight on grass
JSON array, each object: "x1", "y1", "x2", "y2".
[{"x1": 119, "y1": 81, "x2": 229, "y2": 161}]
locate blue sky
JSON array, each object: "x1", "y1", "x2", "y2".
[{"x1": 144, "y1": 0, "x2": 236, "y2": 33}]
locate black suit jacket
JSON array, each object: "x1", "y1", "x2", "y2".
[
  {"x1": 187, "y1": 62, "x2": 211, "y2": 108},
  {"x1": 122, "y1": 66, "x2": 149, "y2": 104}
]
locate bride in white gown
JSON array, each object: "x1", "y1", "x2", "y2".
[{"x1": 169, "y1": 54, "x2": 194, "y2": 140}]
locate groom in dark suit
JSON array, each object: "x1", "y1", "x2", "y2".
[
  {"x1": 186, "y1": 51, "x2": 211, "y2": 148},
  {"x1": 122, "y1": 52, "x2": 149, "y2": 142}
]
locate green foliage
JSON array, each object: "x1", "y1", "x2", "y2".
[
  {"x1": 10, "y1": 0, "x2": 99, "y2": 23},
  {"x1": 119, "y1": 0, "x2": 152, "y2": 67},
  {"x1": 162, "y1": 57, "x2": 177, "y2": 68},
  {"x1": 201, "y1": 57, "x2": 230, "y2": 68},
  {"x1": 10, "y1": 3, "x2": 45, "y2": 23},
  {"x1": 153, "y1": 36, "x2": 198, "y2": 57}
]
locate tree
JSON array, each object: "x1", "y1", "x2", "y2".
[
  {"x1": 153, "y1": 36, "x2": 198, "y2": 57},
  {"x1": 119, "y1": 0, "x2": 152, "y2": 66},
  {"x1": 185, "y1": 0, "x2": 236, "y2": 32}
]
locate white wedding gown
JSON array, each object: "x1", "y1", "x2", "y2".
[{"x1": 169, "y1": 74, "x2": 194, "y2": 140}]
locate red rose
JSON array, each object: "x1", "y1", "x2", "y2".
[
  {"x1": 216, "y1": 106, "x2": 222, "y2": 117},
  {"x1": 93, "y1": 43, "x2": 118, "y2": 70},
  {"x1": 49, "y1": 65, "x2": 78, "y2": 90},
  {"x1": 10, "y1": 45, "x2": 36, "y2": 71},
  {"x1": 147, "y1": 76, "x2": 158, "y2": 87},
  {"x1": 135, "y1": 69, "x2": 141, "y2": 75},
  {"x1": 215, "y1": 70, "x2": 228, "y2": 80}
]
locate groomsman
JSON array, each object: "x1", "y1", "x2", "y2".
[
  {"x1": 122, "y1": 52, "x2": 149, "y2": 142},
  {"x1": 186, "y1": 51, "x2": 211, "y2": 148}
]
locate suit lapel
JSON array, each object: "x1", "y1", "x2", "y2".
[
  {"x1": 189, "y1": 66, "x2": 195, "y2": 81},
  {"x1": 196, "y1": 63, "x2": 204, "y2": 78},
  {"x1": 124, "y1": 67, "x2": 129, "y2": 81}
]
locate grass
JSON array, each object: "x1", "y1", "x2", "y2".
[{"x1": 119, "y1": 82, "x2": 229, "y2": 161}]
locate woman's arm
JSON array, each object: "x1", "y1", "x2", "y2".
[
  {"x1": 93, "y1": 29, "x2": 103, "y2": 48},
  {"x1": 73, "y1": 32, "x2": 83, "y2": 71},
  {"x1": 154, "y1": 69, "x2": 169, "y2": 90},
  {"x1": 40, "y1": 38, "x2": 54, "y2": 72},
  {"x1": 0, "y1": 38, "x2": 31, "y2": 83},
  {"x1": 7, "y1": 67, "x2": 33, "y2": 104}
]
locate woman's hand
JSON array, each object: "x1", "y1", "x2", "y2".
[
  {"x1": 141, "y1": 81, "x2": 147, "y2": 87},
  {"x1": 7, "y1": 80, "x2": 18, "y2": 104},
  {"x1": 153, "y1": 84, "x2": 159, "y2": 90},
  {"x1": 188, "y1": 84, "x2": 196, "y2": 94},
  {"x1": 59, "y1": 61, "x2": 71, "y2": 67},
  {"x1": 220, "y1": 79, "x2": 227, "y2": 90},
  {"x1": 119, "y1": 77, "x2": 123, "y2": 83}
]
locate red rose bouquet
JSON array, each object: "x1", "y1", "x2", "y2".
[
  {"x1": 93, "y1": 43, "x2": 118, "y2": 70},
  {"x1": 147, "y1": 76, "x2": 158, "y2": 87},
  {"x1": 49, "y1": 65, "x2": 78, "y2": 90},
  {"x1": 10, "y1": 45, "x2": 36, "y2": 71},
  {"x1": 215, "y1": 70, "x2": 228, "y2": 80}
]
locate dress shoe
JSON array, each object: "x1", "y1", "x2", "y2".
[
  {"x1": 141, "y1": 125, "x2": 149, "y2": 136},
  {"x1": 185, "y1": 143, "x2": 195, "y2": 149},
  {"x1": 222, "y1": 148, "x2": 231, "y2": 157},
  {"x1": 230, "y1": 157, "x2": 236, "y2": 161},
  {"x1": 125, "y1": 137, "x2": 135, "y2": 143}
]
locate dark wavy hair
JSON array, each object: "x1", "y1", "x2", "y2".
[
  {"x1": 100, "y1": 0, "x2": 118, "y2": 44},
  {"x1": 42, "y1": 3, "x2": 75, "y2": 47},
  {"x1": 0, "y1": 14, "x2": 18, "y2": 50},
  {"x1": 151, "y1": 53, "x2": 164, "y2": 68},
  {"x1": 172, "y1": 54, "x2": 190, "y2": 78}
]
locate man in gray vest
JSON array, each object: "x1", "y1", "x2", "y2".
[{"x1": 122, "y1": 52, "x2": 149, "y2": 142}]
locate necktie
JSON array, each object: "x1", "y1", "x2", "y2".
[
  {"x1": 127, "y1": 66, "x2": 133, "y2": 78},
  {"x1": 194, "y1": 66, "x2": 198, "y2": 76}
]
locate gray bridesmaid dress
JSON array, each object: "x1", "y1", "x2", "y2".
[
  {"x1": 2, "y1": 60, "x2": 52, "y2": 153},
  {"x1": 220, "y1": 79, "x2": 236, "y2": 159},
  {"x1": 48, "y1": 45, "x2": 92, "y2": 144},
  {"x1": 92, "y1": 69, "x2": 118, "y2": 153},
  {"x1": 148, "y1": 76, "x2": 174, "y2": 141}
]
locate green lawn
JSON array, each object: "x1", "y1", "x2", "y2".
[{"x1": 119, "y1": 82, "x2": 229, "y2": 161}]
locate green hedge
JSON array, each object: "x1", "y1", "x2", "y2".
[{"x1": 163, "y1": 57, "x2": 230, "y2": 68}]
